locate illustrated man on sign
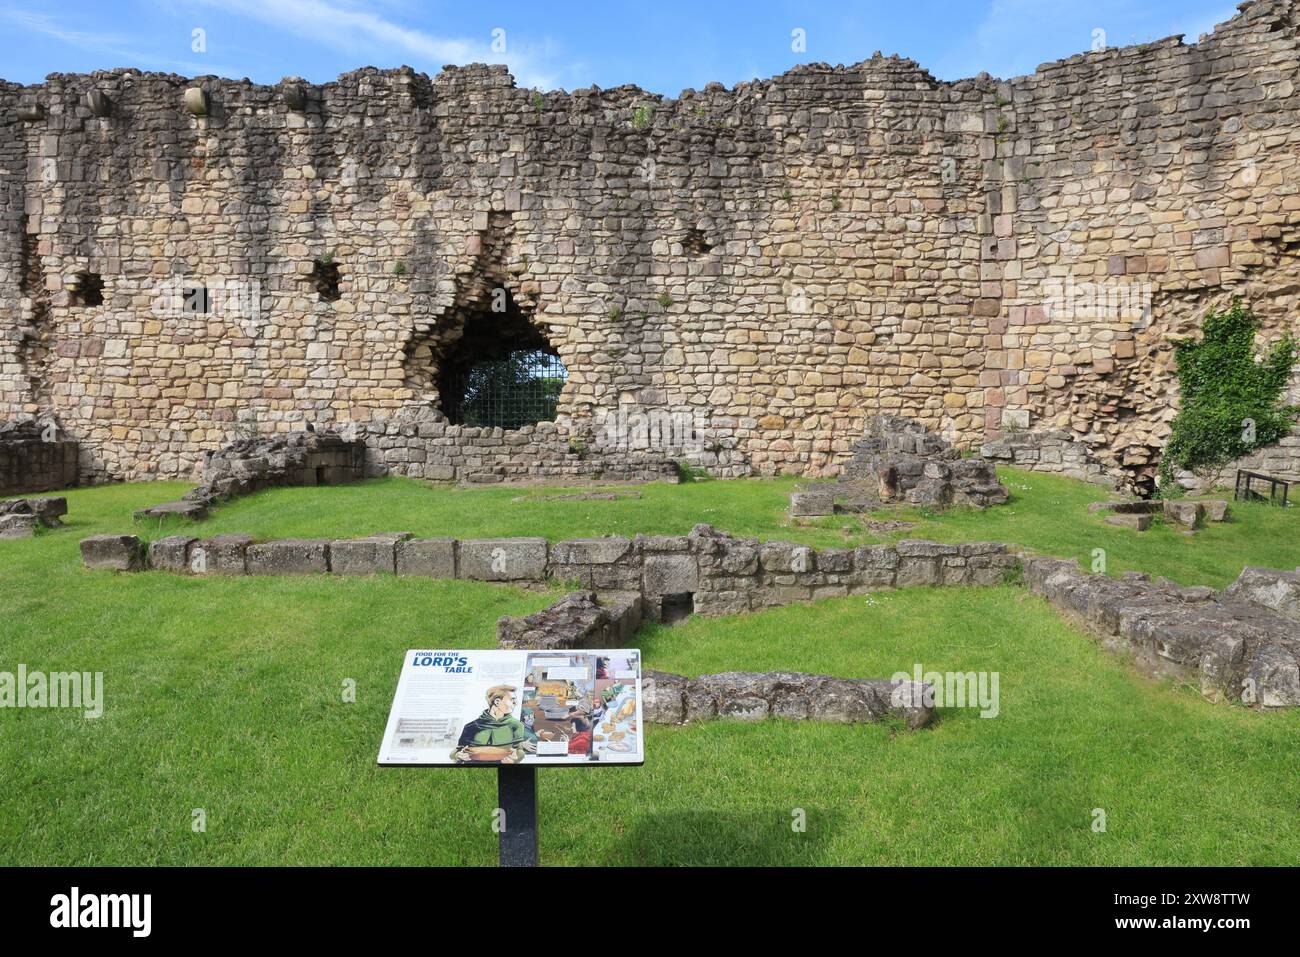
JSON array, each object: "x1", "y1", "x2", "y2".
[{"x1": 452, "y1": 685, "x2": 549, "y2": 764}]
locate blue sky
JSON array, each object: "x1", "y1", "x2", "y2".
[{"x1": 1, "y1": 0, "x2": 1242, "y2": 93}]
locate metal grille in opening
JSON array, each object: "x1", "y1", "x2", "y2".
[{"x1": 442, "y1": 349, "x2": 567, "y2": 430}]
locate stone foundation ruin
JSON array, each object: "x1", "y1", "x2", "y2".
[
  {"x1": 0, "y1": 419, "x2": 78, "y2": 495},
  {"x1": 4, "y1": 0, "x2": 1300, "y2": 493},
  {"x1": 837, "y1": 415, "x2": 1010, "y2": 509},
  {"x1": 0, "y1": 494, "x2": 66, "y2": 538},
  {"x1": 135, "y1": 428, "x2": 366, "y2": 521},
  {"x1": 79, "y1": 522, "x2": 1300, "y2": 709},
  {"x1": 642, "y1": 670, "x2": 934, "y2": 728},
  {"x1": 790, "y1": 415, "x2": 1009, "y2": 515}
]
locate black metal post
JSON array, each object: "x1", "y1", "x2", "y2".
[{"x1": 496, "y1": 765, "x2": 538, "y2": 867}]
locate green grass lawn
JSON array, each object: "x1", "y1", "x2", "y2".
[
  {"x1": 2, "y1": 472, "x2": 1299, "y2": 865},
  {"x1": 128, "y1": 466, "x2": 1300, "y2": 587}
]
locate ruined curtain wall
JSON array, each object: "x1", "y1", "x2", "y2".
[{"x1": 2, "y1": 0, "x2": 1298, "y2": 484}]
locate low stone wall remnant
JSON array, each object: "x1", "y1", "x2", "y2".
[
  {"x1": 980, "y1": 430, "x2": 1115, "y2": 489},
  {"x1": 643, "y1": 670, "x2": 934, "y2": 729},
  {"x1": 497, "y1": 591, "x2": 644, "y2": 650},
  {"x1": 360, "y1": 410, "x2": 687, "y2": 485},
  {"x1": 0, "y1": 495, "x2": 67, "y2": 538},
  {"x1": 1025, "y1": 557, "x2": 1300, "y2": 709},
  {"x1": 81, "y1": 526, "x2": 1020, "y2": 621},
  {"x1": 0, "y1": 419, "x2": 79, "y2": 496},
  {"x1": 135, "y1": 429, "x2": 367, "y2": 522},
  {"x1": 831, "y1": 416, "x2": 1010, "y2": 511},
  {"x1": 78, "y1": 524, "x2": 1300, "y2": 712}
]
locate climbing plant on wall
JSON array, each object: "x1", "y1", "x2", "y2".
[{"x1": 1159, "y1": 299, "x2": 1298, "y2": 492}]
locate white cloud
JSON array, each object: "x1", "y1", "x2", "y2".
[
  {"x1": 202, "y1": 0, "x2": 568, "y2": 89},
  {"x1": 2, "y1": 6, "x2": 245, "y2": 75},
  {"x1": 935, "y1": 0, "x2": 1239, "y2": 81}
]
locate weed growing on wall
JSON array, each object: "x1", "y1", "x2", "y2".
[{"x1": 1159, "y1": 300, "x2": 1298, "y2": 492}]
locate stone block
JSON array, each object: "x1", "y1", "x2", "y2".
[
  {"x1": 853, "y1": 545, "x2": 899, "y2": 570},
  {"x1": 1163, "y1": 500, "x2": 1203, "y2": 528},
  {"x1": 895, "y1": 540, "x2": 959, "y2": 559},
  {"x1": 246, "y1": 538, "x2": 330, "y2": 575},
  {"x1": 459, "y1": 538, "x2": 548, "y2": 581},
  {"x1": 191, "y1": 534, "x2": 254, "y2": 575},
  {"x1": 28, "y1": 497, "x2": 67, "y2": 524},
  {"x1": 1202, "y1": 500, "x2": 1229, "y2": 522},
  {"x1": 550, "y1": 536, "x2": 632, "y2": 566},
  {"x1": 759, "y1": 541, "x2": 817, "y2": 574},
  {"x1": 684, "y1": 681, "x2": 718, "y2": 722},
  {"x1": 0, "y1": 514, "x2": 38, "y2": 538},
  {"x1": 817, "y1": 548, "x2": 853, "y2": 573},
  {"x1": 396, "y1": 538, "x2": 457, "y2": 578},
  {"x1": 1225, "y1": 566, "x2": 1300, "y2": 622},
  {"x1": 1247, "y1": 644, "x2": 1300, "y2": 709},
  {"x1": 1104, "y1": 513, "x2": 1151, "y2": 531},
  {"x1": 789, "y1": 490, "x2": 834, "y2": 516},
  {"x1": 643, "y1": 670, "x2": 688, "y2": 724},
  {"x1": 134, "y1": 500, "x2": 208, "y2": 522},
  {"x1": 895, "y1": 557, "x2": 940, "y2": 587},
  {"x1": 331, "y1": 536, "x2": 400, "y2": 575},
  {"x1": 642, "y1": 553, "x2": 699, "y2": 594},
  {"x1": 635, "y1": 534, "x2": 690, "y2": 553},
  {"x1": 148, "y1": 534, "x2": 196, "y2": 572},
  {"x1": 717, "y1": 542, "x2": 760, "y2": 575},
  {"x1": 79, "y1": 534, "x2": 145, "y2": 571}
]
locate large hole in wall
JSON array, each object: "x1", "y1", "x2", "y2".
[
  {"x1": 306, "y1": 258, "x2": 341, "y2": 302},
  {"x1": 436, "y1": 291, "x2": 568, "y2": 429},
  {"x1": 682, "y1": 228, "x2": 712, "y2": 255},
  {"x1": 660, "y1": 592, "x2": 695, "y2": 625},
  {"x1": 70, "y1": 272, "x2": 104, "y2": 307},
  {"x1": 403, "y1": 210, "x2": 566, "y2": 428}
]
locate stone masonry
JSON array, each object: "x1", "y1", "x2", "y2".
[
  {"x1": 135, "y1": 427, "x2": 366, "y2": 520},
  {"x1": 642, "y1": 670, "x2": 935, "y2": 728},
  {"x1": 836, "y1": 414, "x2": 1010, "y2": 508},
  {"x1": 80, "y1": 524, "x2": 1300, "y2": 708},
  {"x1": 4, "y1": 1, "x2": 1300, "y2": 491},
  {"x1": 0, "y1": 494, "x2": 67, "y2": 538},
  {"x1": 0, "y1": 418, "x2": 78, "y2": 495},
  {"x1": 1025, "y1": 556, "x2": 1300, "y2": 708},
  {"x1": 497, "y1": 591, "x2": 644, "y2": 651},
  {"x1": 980, "y1": 428, "x2": 1117, "y2": 488},
  {"x1": 83, "y1": 523, "x2": 1022, "y2": 618}
]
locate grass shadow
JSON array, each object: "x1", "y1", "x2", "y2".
[{"x1": 617, "y1": 808, "x2": 844, "y2": 866}]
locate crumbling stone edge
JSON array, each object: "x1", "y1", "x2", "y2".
[
  {"x1": 133, "y1": 430, "x2": 367, "y2": 524},
  {"x1": 0, "y1": 496, "x2": 68, "y2": 539},
  {"x1": 642, "y1": 670, "x2": 935, "y2": 729},
  {"x1": 78, "y1": 524, "x2": 1300, "y2": 711}
]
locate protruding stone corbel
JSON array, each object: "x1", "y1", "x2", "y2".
[
  {"x1": 85, "y1": 89, "x2": 112, "y2": 117},
  {"x1": 183, "y1": 87, "x2": 209, "y2": 116},
  {"x1": 17, "y1": 101, "x2": 45, "y2": 122}
]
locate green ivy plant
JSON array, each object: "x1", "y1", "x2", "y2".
[{"x1": 1158, "y1": 299, "x2": 1298, "y2": 492}]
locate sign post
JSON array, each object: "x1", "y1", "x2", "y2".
[
  {"x1": 497, "y1": 765, "x2": 539, "y2": 867},
  {"x1": 378, "y1": 649, "x2": 644, "y2": 868}
]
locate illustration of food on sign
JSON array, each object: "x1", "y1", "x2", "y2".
[{"x1": 377, "y1": 649, "x2": 644, "y2": 766}]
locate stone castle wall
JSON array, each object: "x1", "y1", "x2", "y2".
[{"x1": 3, "y1": 0, "x2": 1300, "y2": 488}]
